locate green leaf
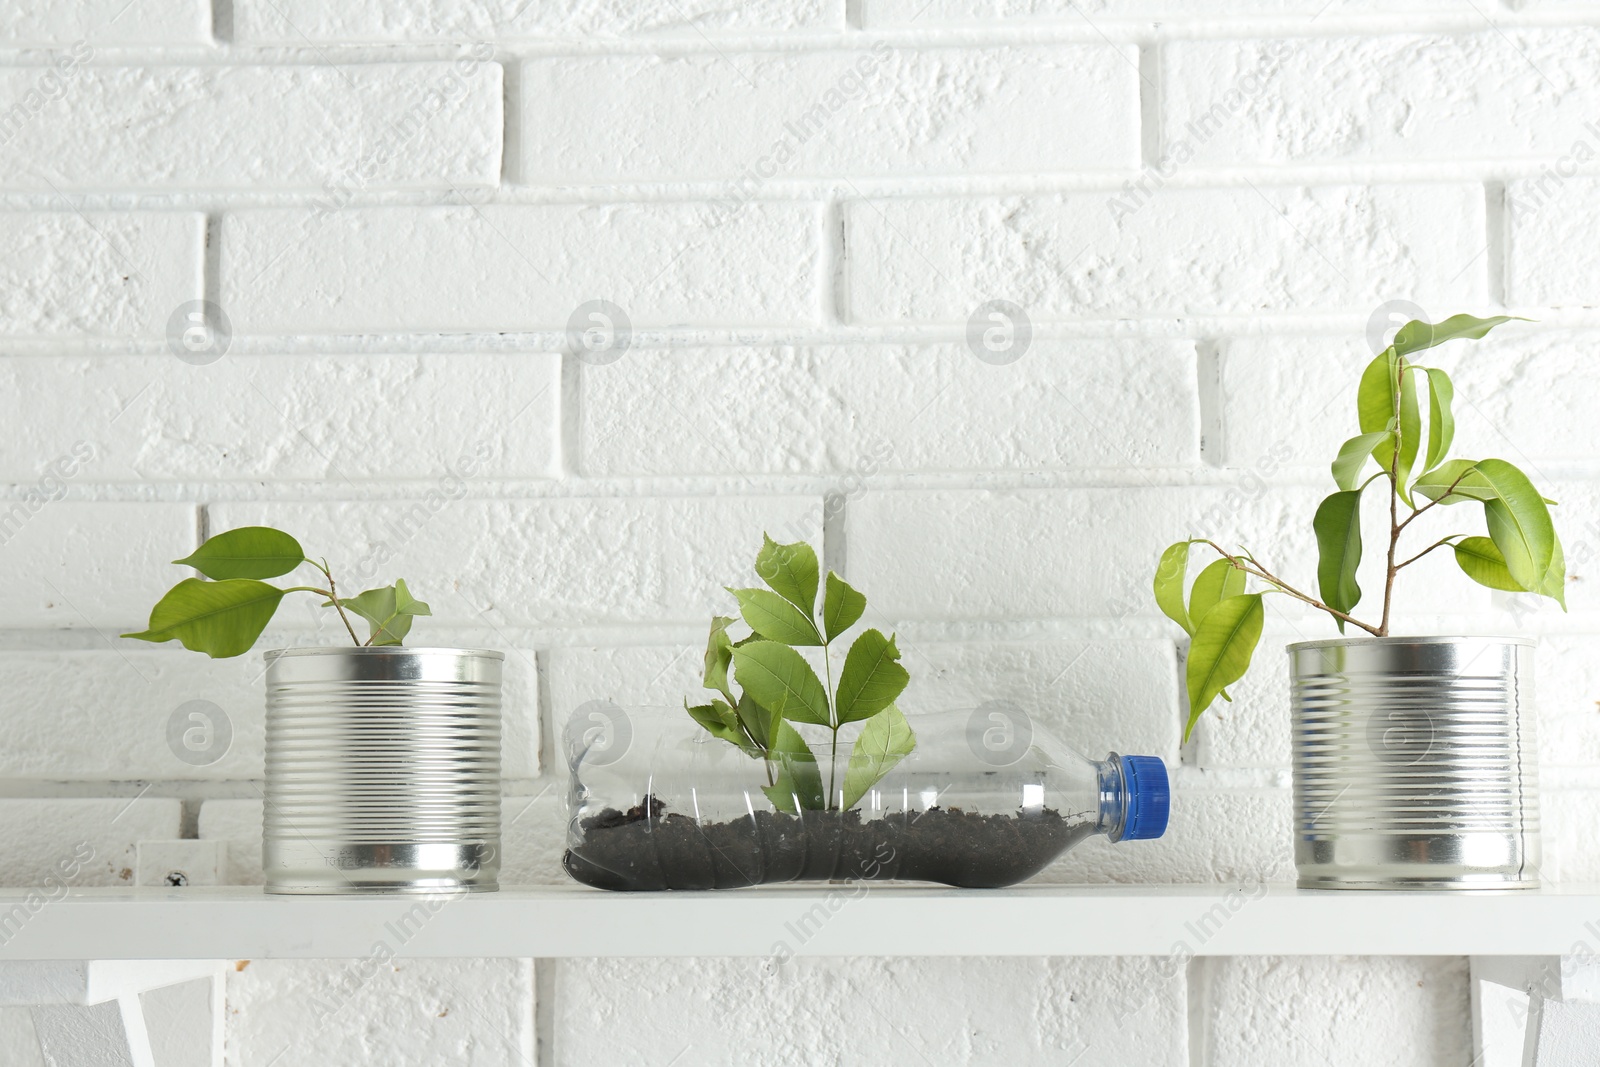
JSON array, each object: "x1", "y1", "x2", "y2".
[
  {"x1": 1423, "y1": 367, "x2": 1455, "y2": 474},
  {"x1": 763, "y1": 719, "x2": 825, "y2": 813},
  {"x1": 1452, "y1": 536, "x2": 1523, "y2": 592},
  {"x1": 1413, "y1": 459, "x2": 1497, "y2": 505},
  {"x1": 1455, "y1": 532, "x2": 1568, "y2": 610},
  {"x1": 735, "y1": 691, "x2": 772, "y2": 749},
  {"x1": 1331, "y1": 431, "x2": 1393, "y2": 491},
  {"x1": 337, "y1": 580, "x2": 431, "y2": 646},
  {"x1": 1184, "y1": 593, "x2": 1265, "y2": 742},
  {"x1": 732, "y1": 640, "x2": 831, "y2": 727},
  {"x1": 835, "y1": 629, "x2": 910, "y2": 724},
  {"x1": 727, "y1": 587, "x2": 823, "y2": 646},
  {"x1": 1188, "y1": 559, "x2": 1246, "y2": 626},
  {"x1": 1389, "y1": 314, "x2": 1527, "y2": 359},
  {"x1": 1357, "y1": 350, "x2": 1420, "y2": 502},
  {"x1": 1313, "y1": 490, "x2": 1364, "y2": 629},
  {"x1": 1153, "y1": 541, "x2": 1194, "y2": 636},
  {"x1": 173, "y1": 526, "x2": 305, "y2": 580},
  {"x1": 1475, "y1": 459, "x2": 1555, "y2": 589},
  {"x1": 821, "y1": 572, "x2": 867, "y2": 642},
  {"x1": 702, "y1": 615, "x2": 736, "y2": 702},
  {"x1": 686, "y1": 699, "x2": 747, "y2": 749},
  {"x1": 122, "y1": 578, "x2": 286, "y2": 659},
  {"x1": 841, "y1": 704, "x2": 916, "y2": 810},
  {"x1": 754, "y1": 535, "x2": 819, "y2": 616},
  {"x1": 1540, "y1": 531, "x2": 1568, "y2": 610}
]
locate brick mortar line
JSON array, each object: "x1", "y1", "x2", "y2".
[
  {"x1": 5, "y1": 10, "x2": 1600, "y2": 60},
  {"x1": 4, "y1": 469, "x2": 1600, "y2": 499},
  {"x1": 0, "y1": 166, "x2": 1594, "y2": 208},
  {"x1": 15, "y1": 315, "x2": 1600, "y2": 356}
]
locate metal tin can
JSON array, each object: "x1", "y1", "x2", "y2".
[
  {"x1": 1289, "y1": 636, "x2": 1539, "y2": 890},
  {"x1": 263, "y1": 647, "x2": 503, "y2": 895}
]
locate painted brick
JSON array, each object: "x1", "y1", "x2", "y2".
[
  {"x1": 558, "y1": 956, "x2": 1186, "y2": 1066},
  {"x1": 0, "y1": 64, "x2": 501, "y2": 192},
  {"x1": 1507, "y1": 177, "x2": 1600, "y2": 307},
  {"x1": 844, "y1": 486, "x2": 1500, "y2": 624},
  {"x1": 522, "y1": 45, "x2": 1137, "y2": 183},
  {"x1": 501, "y1": 788, "x2": 569, "y2": 885},
  {"x1": 580, "y1": 340, "x2": 1198, "y2": 476},
  {"x1": 1543, "y1": 788, "x2": 1600, "y2": 884},
  {"x1": 225, "y1": 959, "x2": 534, "y2": 1067},
  {"x1": 899, "y1": 639, "x2": 1182, "y2": 761},
  {"x1": 1538, "y1": 636, "x2": 1600, "y2": 770},
  {"x1": 844, "y1": 186, "x2": 1486, "y2": 323},
  {"x1": 208, "y1": 498, "x2": 824, "y2": 627},
  {"x1": 1195, "y1": 956, "x2": 1471, "y2": 1066},
  {"x1": 198, "y1": 800, "x2": 263, "y2": 886},
  {"x1": 0, "y1": 798, "x2": 179, "y2": 888},
  {"x1": 0, "y1": 650, "x2": 260, "y2": 782},
  {"x1": 0, "y1": 503, "x2": 196, "y2": 629},
  {"x1": 232, "y1": 0, "x2": 836, "y2": 42},
  {"x1": 1164, "y1": 32, "x2": 1600, "y2": 165},
  {"x1": 0, "y1": 353, "x2": 560, "y2": 483},
  {"x1": 545, "y1": 645, "x2": 707, "y2": 754},
  {"x1": 866, "y1": 0, "x2": 1460, "y2": 25},
  {"x1": 1214, "y1": 328, "x2": 1600, "y2": 469},
  {"x1": 0, "y1": 212, "x2": 201, "y2": 339},
  {"x1": 1, "y1": 1, "x2": 206, "y2": 45},
  {"x1": 1043, "y1": 785, "x2": 1296, "y2": 884},
  {"x1": 218, "y1": 204, "x2": 822, "y2": 335},
  {"x1": 0, "y1": 643, "x2": 538, "y2": 781}
]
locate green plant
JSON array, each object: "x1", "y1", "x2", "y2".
[
  {"x1": 686, "y1": 535, "x2": 915, "y2": 813},
  {"x1": 123, "y1": 526, "x2": 431, "y2": 658},
  {"x1": 1156, "y1": 313, "x2": 1565, "y2": 740}
]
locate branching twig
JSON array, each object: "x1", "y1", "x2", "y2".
[
  {"x1": 1395, "y1": 536, "x2": 1461, "y2": 571},
  {"x1": 1198, "y1": 541, "x2": 1384, "y2": 636},
  {"x1": 308, "y1": 558, "x2": 361, "y2": 646}
]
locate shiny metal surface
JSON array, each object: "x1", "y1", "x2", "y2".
[
  {"x1": 263, "y1": 647, "x2": 503, "y2": 895},
  {"x1": 1289, "y1": 636, "x2": 1539, "y2": 890}
]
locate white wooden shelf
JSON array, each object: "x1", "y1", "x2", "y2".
[{"x1": 1, "y1": 883, "x2": 1596, "y2": 961}]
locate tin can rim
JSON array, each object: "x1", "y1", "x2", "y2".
[
  {"x1": 1285, "y1": 634, "x2": 1534, "y2": 653},
  {"x1": 263, "y1": 646, "x2": 505, "y2": 662}
]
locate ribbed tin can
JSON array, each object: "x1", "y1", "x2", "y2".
[
  {"x1": 263, "y1": 647, "x2": 503, "y2": 895},
  {"x1": 1289, "y1": 636, "x2": 1539, "y2": 890}
]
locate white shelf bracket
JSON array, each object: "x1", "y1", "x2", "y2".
[
  {"x1": 31, "y1": 993, "x2": 155, "y2": 1067},
  {"x1": 1472, "y1": 955, "x2": 1600, "y2": 1067},
  {"x1": 0, "y1": 960, "x2": 225, "y2": 1067}
]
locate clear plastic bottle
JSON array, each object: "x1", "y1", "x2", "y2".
[{"x1": 562, "y1": 704, "x2": 1170, "y2": 891}]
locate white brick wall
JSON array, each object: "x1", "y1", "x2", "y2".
[
  {"x1": 0, "y1": 64, "x2": 503, "y2": 191},
  {"x1": 6, "y1": 3, "x2": 1600, "y2": 1064}
]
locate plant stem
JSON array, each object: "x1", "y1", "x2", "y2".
[
  {"x1": 1395, "y1": 536, "x2": 1460, "y2": 571},
  {"x1": 1381, "y1": 471, "x2": 1399, "y2": 637},
  {"x1": 1199, "y1": 541, "x2": 1383, "y2": 636},
  {"x1": 308, "y1": 559, "x2": 361, "y2": 646},
  {"x1": 1397, "y1": 468, "x2": 1473, "y2": 534},
  {"x1": 1379, "y1": 357, "x2": 1406, "y2": 637},
  {"x1": 823, "y1": 641, "x2": 838, "y2": 811}
]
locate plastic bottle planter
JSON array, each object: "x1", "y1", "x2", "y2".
[
  {"x1": 1290, "y1": 637, "x2": 1539, "y2": 890},
  {"x1": 264, "y1": 647, "x2": 503, "y2": 895},
  {"x1": 562, "y1": 707, "x2": 1170, "y2": 891}
]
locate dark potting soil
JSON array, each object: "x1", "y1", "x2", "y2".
[{"x1": 563, "y1": 796, "x2": 1094, "y2": 891}]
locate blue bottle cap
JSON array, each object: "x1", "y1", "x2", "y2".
[{"x1": 1119, "y1": 755, "x2": 1170, "y2": 841}]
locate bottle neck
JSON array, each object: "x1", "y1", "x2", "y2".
[{"x1": 1094, "y1": 753, "x2": 1129, "y2": 841}]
